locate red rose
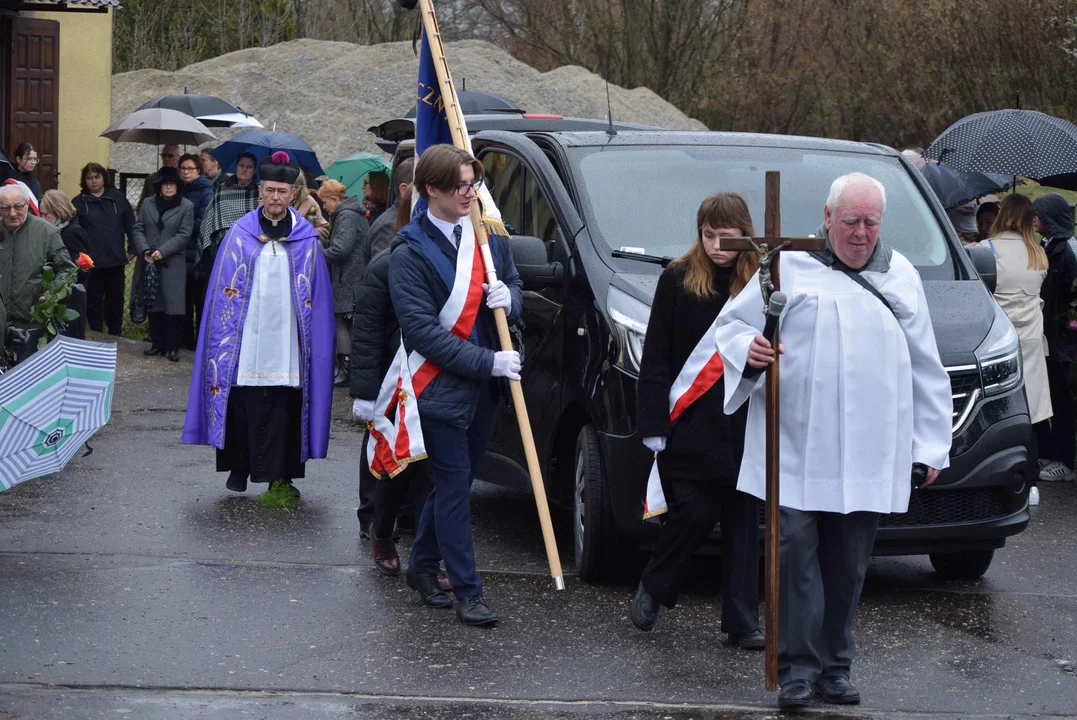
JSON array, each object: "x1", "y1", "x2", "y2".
[{"x1": 76, "y1": 252, "x2": 94, "y2": 271}]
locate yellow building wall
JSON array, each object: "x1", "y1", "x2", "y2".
[{"x1": 25, "y1": 8, "x2": 113, "y2": 198}]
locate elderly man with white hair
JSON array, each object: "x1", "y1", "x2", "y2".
[
  {"x1": 715, "y1": 172, "x2": 953, "y2": 710},
  {"x1": 0, "y1": 183, "x2": 76, "y2": 358}
]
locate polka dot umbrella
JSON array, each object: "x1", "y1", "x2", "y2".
[{"x1": 925, "y1": 109, "x2": 1077, "y2": 182}]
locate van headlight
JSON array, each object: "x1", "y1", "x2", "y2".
[
  {"x1": 976, "y1": 301, "x2": 1022, "y2": 396},
  {"x1": 608, "y1": 286, "x2": 649, "y2": 376}
]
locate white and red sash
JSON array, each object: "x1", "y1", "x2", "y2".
[
  {"x1": 642, "y1": 316, "x2": 726, "y2": 519},
  {"x1": 365, "y1": 213, "x2": 486, "y2": 478}
]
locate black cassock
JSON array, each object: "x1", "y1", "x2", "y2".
[{"x1": 214, "y1": 210, "x2": 306, "y2": 486}]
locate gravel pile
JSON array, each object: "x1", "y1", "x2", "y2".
[{"x1": 110, "y1": 38, "x2": 706, "y2": 174}]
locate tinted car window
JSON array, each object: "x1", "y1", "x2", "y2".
[
  {"x1": 482, "y1": 152, "x2": 525, "y2": 234},
  {"x1": 574, "y1": 145, "x2": 953, "y2": 278}
]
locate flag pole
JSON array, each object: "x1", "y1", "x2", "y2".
[{"x1": 416, "y1": 0, "x2": 565, "y2": 591}]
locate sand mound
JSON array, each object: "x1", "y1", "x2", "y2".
[{"x1": 110, "y1": 38, "x2": 706, "y2": 174}]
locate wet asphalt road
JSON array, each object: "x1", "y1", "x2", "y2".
[{"x1": 1, "y1": 339, "x2": 1076, "y2": 719}]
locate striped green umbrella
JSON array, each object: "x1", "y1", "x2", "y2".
[
  {"x1": 0, "y1": 336, "x2": 116, "y2": 491},
  {"x1": 324, "y1": 152, "x2": 392, "y2": 198}
]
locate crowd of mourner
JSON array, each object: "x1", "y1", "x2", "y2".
[{"x1": 1, "y1": 136, "x2": 1074, "y2": 712}]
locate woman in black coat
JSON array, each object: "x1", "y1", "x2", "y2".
[
  {"x1": 630, "y1": 192, "x2": 763, "y2": 649},
  {"x1": 39, "y1": 189, "x2": 91, "y2": 340}
]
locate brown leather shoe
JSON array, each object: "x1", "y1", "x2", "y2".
[{"x1": 370, "y1": 526, "x2": 400, "y2": 576}]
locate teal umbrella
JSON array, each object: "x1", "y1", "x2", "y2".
[
  {"x1": 324, "y1": 152, "x2": 392, "y2": 198},
  {"x1": 0, "y1": 336, "x2": 116, "y2": 491}
]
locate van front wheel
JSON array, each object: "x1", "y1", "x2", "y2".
[
  {"x1": 573, "y1": 424, "x2": 631, "y2": 582},
  {"x1": 929, "y1": 549, "x2": 994, "y2": 580}
]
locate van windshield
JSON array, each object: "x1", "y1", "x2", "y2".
[{"x1": 574, "y1": 145, "x2": 954, "y2": 279}]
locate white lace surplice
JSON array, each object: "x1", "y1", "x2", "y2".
[{"x1": 235, "y1": 239, "x2": 301, "y2": 387}]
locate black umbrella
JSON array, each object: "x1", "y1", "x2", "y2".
[
  {"x1": 918, "y1": 162, "x2": 1013, "y2": 209},
  {"x1": 403, "y1": 90, "x2": 522, "y2": 119},
  {"x1": 925, "y1": 109, "x2": 1077, "y2": 179},
  {"x1": 138, "y1": 92, "x2": 261, "y2": 128}
]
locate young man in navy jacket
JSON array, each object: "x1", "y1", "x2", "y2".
[{"x1": 386, "y1": 144, "x2": 522, "y2": 627}]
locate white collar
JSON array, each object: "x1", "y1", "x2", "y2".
[{"x1": 427, "y1": 211, "x2": 461, "y2": 248}]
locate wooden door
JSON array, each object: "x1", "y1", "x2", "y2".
[{"x1": 7, "y1": 17, "x2": 59, "y2": 193}]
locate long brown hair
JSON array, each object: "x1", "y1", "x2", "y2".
[
  {"x1": 990, "y1": 194, "x2": 1047, "y2": 271},
  {"x1": 394, "y1": 184, "x2": 413, "y2": 234},
  {"x1": 670, "y1": 192, "x2": 760, "y2": 300}
]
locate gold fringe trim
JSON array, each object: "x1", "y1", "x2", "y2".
[
  {"x1": 642, "y1": 507, "x2": 668, "y2": 520},
  {"x1": 482, "y1": 216, "x2": 509, "y2": 238},
  {"x1": 369, "y1": 453, "x2": 429, "y2": 479}
]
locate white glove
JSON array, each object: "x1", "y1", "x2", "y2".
[
  {"x1": 491, "y1": 350, "x2": 522, "y2": 380},
  {"x1": 642, "y1": 436, "x2": 666, "y2": 454},
  {"x1": 483, "y1": 280, "x2": 512, "y2": 311},
  {"x1": 352, "y1": 398, "x2": 376, "y2": 422}
]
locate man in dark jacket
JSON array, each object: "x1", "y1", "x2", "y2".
[
  {"x1": 350, "y1": 243, "x2": 434, "y2": 577},
  {"x1": 73, "y1": 162, "x2": 136, "y2": 336},
  {"x1": 368, "y1": 158, "x2": 413, "y2": 260},
  {"x1": 387, "y1": 144, "x2": 522, "y2": 627},
  {"x1": 1034, "y1": 193, "x2": 1077, "y2": 482}
]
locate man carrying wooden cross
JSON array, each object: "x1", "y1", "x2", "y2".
[{"x1": 716, "y1": 172, "x2": 954, "y2": 710}]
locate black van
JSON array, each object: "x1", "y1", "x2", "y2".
[{"x1": 392, "y1": 127, "x2": 1034, "y2": 582}]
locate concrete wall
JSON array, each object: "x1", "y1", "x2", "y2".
[{"x1": 25, "y1": 8, "x2": 113, "y2": 198}]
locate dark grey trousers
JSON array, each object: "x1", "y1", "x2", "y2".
[{"x1": 778, "y1": 507, "x2": 880, "y2": 685}]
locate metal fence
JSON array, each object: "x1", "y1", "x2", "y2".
[{"x1": 116, "y1": 171, "x2": 150, "y2": 338}]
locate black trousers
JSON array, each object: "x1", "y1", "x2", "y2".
[
  {"x1": 779, "y1": 508, "x2": 879, "y2": 685},
  {"x1": 1038, "y1": 360, "x2": 1075, "y2": 468},
  {"x1": 372, "y1": 461, "x2": 432, "y2": 540},
  {"x1": 86, "y1": 265, "x2": 126, "y2": 335},
  {"x1": 216, "y1": 386, "x2": 305, "y2": 484},
  {"x1": 148, "y1": 312, "x2": 181, "y2": 353},
  {"x1": 640, "y1": 474, "x2": 760, "y2": 637},
  {"x1": 182, "y1": 273, "x2": 206, "y2": 350}
]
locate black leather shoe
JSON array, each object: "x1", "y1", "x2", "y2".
[
  {"x1": 225, "y1": 471, "x2": 247, "y2": 493},
  {"x1": 778, "y1": 680, "x2": 815, "y2": 710},
  {"x1": 456, "y1": 595, "x2": 498, "y2": 626},
  {"x1": 630, "y1": 581, "x2": 659, "y2": 632},
  {"x1": 406, "y1": 566, "x2": 453, "y2": 609},
  {"x1": 728, "y1": 629, "x2": 766, "y2": 650},
  {"x1": 817, "y1": 675, "x2": 860, "y2": 705},
  {"x1": 166, "y1": 350, "x2": 179, "y2": 362},
  {"x1": 143, "y1": 347, "x2": 163, "y2": 357}
]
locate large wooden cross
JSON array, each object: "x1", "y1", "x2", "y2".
[{"x1": 717, "y1": 171, "x2": 826, "y2": 691}]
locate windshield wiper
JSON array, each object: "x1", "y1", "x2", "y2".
[{"x1": 611, "y1": 250, "x2": 675, "y2": 267}]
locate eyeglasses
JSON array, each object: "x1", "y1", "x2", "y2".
[
  {"x1": 455, "y1": 180, "x2": 482, "y2": 196},
  {"x1": 179, "y1": 165, "x2": 198, "y2": 172},
  {"x1": 0, "y1": 203, "x2": 27, "y2": 213}
]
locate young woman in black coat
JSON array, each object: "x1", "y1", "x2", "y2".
[{"x1": 630, "y1": 192, "x2": 763, "y2": 649}]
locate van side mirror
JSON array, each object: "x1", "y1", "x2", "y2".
[
  {"x1": 965, "y1": 245, "x2": 997, "y2": 294},
  {"x1": 510, "y1": 234, "x2": 564, "y2": 290}
]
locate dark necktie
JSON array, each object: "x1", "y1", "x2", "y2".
[{"x1": 452, "y1": 224, "x2": 462, "y2": 249}]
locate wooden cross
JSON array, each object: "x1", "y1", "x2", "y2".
[{"x1": 716, "y1": 171, "x2": 826, "y2": 691}]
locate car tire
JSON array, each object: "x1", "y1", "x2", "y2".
[
  {"x1": 929, "y1": 549, "x2": 995, "y2": 580},
  {"x1": 573, "y1": 424, "x2": 632, "y2": 582}
]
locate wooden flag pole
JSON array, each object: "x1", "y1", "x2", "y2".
[
  {"x1": 762, "y1": 171, "x2": 781, "y2": 691},
  {"x1": 417, "y1": 0, "x2": 565, "y2": 591}
]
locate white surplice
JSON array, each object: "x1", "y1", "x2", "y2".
[
  {"x1": 715, "y1": 250, "x2": 953, "y2": 514},
  {"x1": 235, "y1": 236, "x2": 301, "y2": 388}
]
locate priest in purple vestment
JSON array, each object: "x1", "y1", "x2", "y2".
[{"x1": 182, "y1": 151, "x2": 335, "y2": 504}]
